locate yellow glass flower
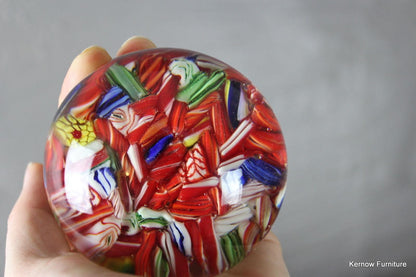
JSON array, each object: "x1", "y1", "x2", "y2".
[{"x1": 55, "y1": 114, "x2": 96, "y2": 146}]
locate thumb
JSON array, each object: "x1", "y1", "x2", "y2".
[{"x1": 6, "y1": 163, "x2": 70, "y2": 261}]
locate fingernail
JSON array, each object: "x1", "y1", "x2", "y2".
[
  {"x1": 23, "y1": 162, "x2": 35, "y2": 188},
  {"x1": 80, "y1": 45, "x2": 107, "y2": 55},
  {"x1": 23, "y1": 162, "x2": 42, "y2": 188},
  {"x1": 121, "y1": 36, "x2": 156, "y2": 48},
  {"x1": 70, "y1": 46, "x2": 111, "y2": 69}
]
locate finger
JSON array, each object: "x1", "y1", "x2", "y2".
[
  {"x1": 59, "y1": 46, "x2": 112, "y2": 105},
  {"x1": 221, "y1": 232, "x2": 290, "y2": 277},
  {"x1": 18, "y1": 162, "x2": 50, "y2": 211},
  {"x1": 116, "y1": 36, "x2": 156, "y2": 56}
]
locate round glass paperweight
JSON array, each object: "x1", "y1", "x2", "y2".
[{"x1": 44, "y1": 48, "x2": 287, "y2": 276}]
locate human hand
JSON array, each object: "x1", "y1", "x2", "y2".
[{"x1": 6, "y1": 37, "x2": 290, "y2": 277}]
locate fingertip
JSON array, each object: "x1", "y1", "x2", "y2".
[
  {"x1": 79, "y1": 45, "x2": 108, "y2": 56},
  {"x1": 59, "y1": 45, "x2": 112, "y2": 105},
  {"x1": 264, "y1": 231, "x2": 280, "y2": 243},
  {"x1": 23, "y1": 162, "x2": 43, "y2": 189},
  {"x1": 116, "y1": 36, "x2": 156, "y2": 56},
  {"x1": 20, "y1": 162, "x2": 49, "y2": 209}
]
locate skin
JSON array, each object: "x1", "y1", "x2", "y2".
[{"x1": 5, "y1": 36, "x2": 290, "y2": 277}]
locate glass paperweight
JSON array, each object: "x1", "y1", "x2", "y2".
[{"x1": 44, "y1": 48, "x2": 287, "y2": 276}]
